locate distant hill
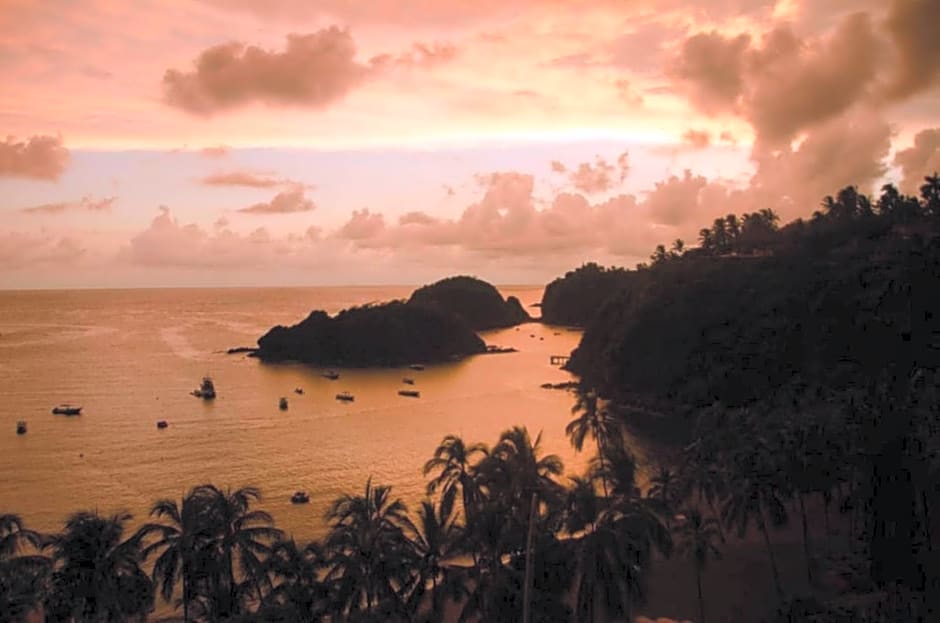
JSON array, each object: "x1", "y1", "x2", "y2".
[
  {"x1": 255, "y1": 301, "x2": 486, "y2": 367},
  {"x1": 408, "y1": 276, "x2": 531, "y2": 331},
  {"x1": 539, "y1": 263, "x2": 639, "y2": 327}
]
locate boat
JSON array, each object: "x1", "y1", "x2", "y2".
[
  {"x1": 322, "y1": 370, "x2": 340, "y2": 380},
  {"x1": 156, "y1": 420, "x2": 169, "y2": 429},
  {"x1": 408, "y1": 364, "x2": 425, "y2": 371},
  {"x1": 402, "y1": 378, "x2": 415, "y2": 385},
  {"x1": 16, "y1": 421, "x2": 26, "y2": 435},
  {"x1": 335, "y1": 391, "x2": 355, "y2": 402},
  {"x1": 290, "y1": 491, "x2": 310, "y2": 504},
  {"x1": 294, "y1": 387, "x2": 304, "y2": 395},
  {"x1": 398, "y1": 389, "x2": 420, "y2": 398},
  {"x1": 52, "y1": 404, "x2": 82, "y2": 416},
  {"x1": 191, "y1": 376, "x2": 216, "y2": 400},
  {"x1": 279, "y1": 397, "x2": 289, "y2": 410}
]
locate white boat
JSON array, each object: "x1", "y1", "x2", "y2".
[
  {"x1": 408, "y1": 364, "x2": 425, "y2": 371},
  {"x1": 191, "y1": 376, "x2": 216, "y2": 400},
  {"x1": 322, "y1": 370, "x2": 340, "y2": 380},
  {"x1": 294, "y1": 387, "x2": 304, "y2": 395}
]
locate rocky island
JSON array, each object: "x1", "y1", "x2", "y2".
[
  {"x1": 408, "y1": 276, "x2": 531, "y2": 330},
  {"x1": 254, "y1": 301, "x2": 487, "y2": 366},
  {"x1": 249, "y1": 276, "x2": 531, "y2": 367}
]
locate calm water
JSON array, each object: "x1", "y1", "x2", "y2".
[{"x1": 0, "y1": 286, "x2": 631, "y2": 546}]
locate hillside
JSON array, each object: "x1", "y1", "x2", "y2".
[
  {"x1": 565, "y1": 182, "x2": 940, "y2": 414},
  {"x1": 539, "y1": 263, "x2": 639, "y2": 327}
]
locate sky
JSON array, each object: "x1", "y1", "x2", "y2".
[{"x1": 1, "y1": 0, "x2": 939, "y2": 288}]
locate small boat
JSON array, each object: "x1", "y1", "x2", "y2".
[
  {"x1": 408, "y1": 364, "x2": 425, "y2": 371},
  {"x1": 402, "y1": 378, "x2": 415, "y2": 385},
  {"x1": 52, "y1": 404, "x2": 82, "y2": 416},
  {"x1": 191, "y1": 376, "x2": 216, "y2": 400},
  {"x1": 322, "y1": 370, "x2": 340, "y2": 380},
  {"x1": 16, "y1": 421, "x2": 26, "y2": 435},
  {"x1": 156, "y1": 420, "x2": 169, "y2": 429},
  {"x1": 290, "y1": 491, "x2": 310, "y2": 504},
  {"x1": 279, "y1": 397, "x2": 289, "y2": 410},
  {"x1": 335, "y1": 391, "x2": 355, "y2": 402},
  {"x1": 294, "y1": 387, "x2": 304, "y2": 395},
  {"x1": 398, "y1": 389, "x2": 420, "y2": 398}
]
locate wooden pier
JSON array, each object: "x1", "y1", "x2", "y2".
[{"x1": 549, "y1": 355, "x2": 570, "y2": 366}]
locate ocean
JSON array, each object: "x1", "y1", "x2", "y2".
[{"x1": 0, "y1": 286, "x2": 650, "y2": 547}]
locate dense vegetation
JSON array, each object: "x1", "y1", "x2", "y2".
[
  {"x1": 568, "y1": 176, "x2": 940, "y2": 414},
  {"x1": 408, "y1": 276, "x2": 530, "y2": 331},
  {"x1": 255, "y1": 301, "x2": 487, "y2": 367},
  {"x1": 539, "y1": 264, "x2": 637, "y2": 327}
]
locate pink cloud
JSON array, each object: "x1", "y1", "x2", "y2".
[
  {"x1": 893, "y1": 128, "x2": 940, "y2": 194},
  {"x1": 0, "y1": 134, "x2": 69, "y2": 180},
  {"x1": 163, "y1": 28, "x2": 371, "y2": 114},
  {"x1": 238, "y1": 187, "x2": 316, "y2": 214},
  {"x1": 20, "y1": 195, "x2": 116, "y2": 215},
  {"x1": 337, "y1": 208, "x2": 386, "y2": 240},
  {"x1": 682, "y1": 129, "x2": 711, "y2": 150},
  {"x1": 201, "y1": 171, "x2": 287, "y2": 188},
  {"x1": 0, "y1": 232, "x2": 85, "y2": 268},
  {"x1": 670, "y1": 13, "x2": 882, "y2": 144},
  {"x1": 883, "y1": 0, "x2": 940, "y2": 100},
  {"x1": 200, "y1": 145, "x2": 230, "y2": 158},
  {"x1": 551, "y1": 151, "x2": 630, "y2": 194}
]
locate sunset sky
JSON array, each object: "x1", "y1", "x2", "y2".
[{"x1": 1, "y1": 0, "x2": 938, "y2": 288}]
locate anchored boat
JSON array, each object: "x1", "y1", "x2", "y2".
[
  {"x1": 191, "y1": 376, "x2": 216, "y2": 400},
  {"x1": 52, "y1": 404, "x2": 82, "y2": 416}
]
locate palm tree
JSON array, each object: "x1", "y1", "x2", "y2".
[
  {"x1": 0, "y1": 514, "x2": 49, "y2": 622},
  {"x1": 136, "y1": 487, "x2": 219, "y2": 622},
  {"x1": 567, "y1": 389, "x2": 621, "y2": 496},
  {"x1": 198, "y1": 485, "x2": 282, "y2": 620},
  {"x1": 45, "y1": 511, "x2": 153, "y2": 622},
  {"x1": 423, "y1": 435, "x2": 488, "y2": 521},
  {"x1": 722, "y1": 444, "x2": 789, "y2": 598},
  {"x1": 324, "y1": 478, "x2": 415, "y2": 620},
  {"x1": 921, "y1": 173, "x2": 940, "y2": 216},
  {"x1": 675, "y1": 509, "x2": 722, "y2": 623},
  {"x1": 482, "y1": 426, "x2": 565, "y2": 521},
  {"x1": 259, "y1": 538, "x2": 327, "y2": 622},
  {"x1": 678, "y1": 449, "x2": 727, "y2": 542},
  {"x1": 404, "y1": 500, "x2": 463, "y2": 622},
  {"x1": 648, "y1": 465, "x2": 681, "y2": 525}
]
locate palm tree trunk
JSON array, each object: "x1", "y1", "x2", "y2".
[
  {"x1": 757, "y1": 509, "x2": 782, "y2": 598},
  {"x1": 183, "y1": 579, "x2": 190, "y2": 623},
  {"x1": 921, "y1": 490, "x2": 933, "y2": 552},
  {"x1": 707, "y1": 497, "x2": 726, "y2": 543},
  {"x1": 522, "y1": 492, "x2": 538, "y2": 623},
  {"x1": 798, "y1": 492, "x2": 813, "y2": 585},
  {"x1": 696, "y1": 564, "x2": 706, "y2": 623}
]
